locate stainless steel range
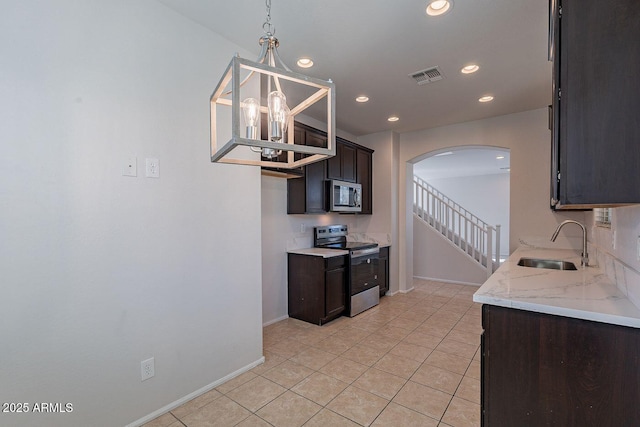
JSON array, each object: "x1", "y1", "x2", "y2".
[{"x1": 314, "y1": 225, "x2": 380, "y2": 316}]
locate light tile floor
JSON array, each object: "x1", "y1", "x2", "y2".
[{"x1": 144, "y1": 279, "x2": 482, "y2": 427}]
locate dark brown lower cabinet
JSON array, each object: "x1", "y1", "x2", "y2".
[
  {"x1": 288, "y1": 253, "x2": 346, "y2": 325},
  {"x1": 481, "y1": 305, "x2": 640, "y2": 427}
]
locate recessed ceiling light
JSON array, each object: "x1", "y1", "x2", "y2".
[
  {"x1": 479, "y1": 95, "x2": 494, "y2": 103},
  {"x1": 387, "y1": 116, "x2": 399, "y2": 122},
  {"x1": 356, "y1": 96, "x2": 369, "y2": 103},
  {"x1": 426, "y1": 0, "x2": 452, "y2": 16},
  {"x1": 496, "y1": 155, "x2": 505, "y2": 160},
  {"x1": 296, "y1": 57, "x2": 314, "y2": 68},
  {"x1": 461, "y1": 64, "x2": 479, "y2": 74}
]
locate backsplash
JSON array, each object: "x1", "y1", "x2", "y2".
[
  {"x1": 286, "y1": 233, "x2": 314, "y2": 251},
  {"x1": 588, "y1": 205, "x2": 640, "y2": 311},
  {"x1": 589, "y1": 241, "x2": 640, "y2": 311},
  {"x1": 348, "y1": 232, "x2": 392, "y2": 245}
]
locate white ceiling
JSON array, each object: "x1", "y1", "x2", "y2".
[
  {"x1": 413, "y1": 147, "x2": 511, "y2": 180},
  {"x1": 157, "y1": 0, "x2": 551, "y2": 137}
]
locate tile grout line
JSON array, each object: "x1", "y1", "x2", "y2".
[{"x1": 160, "y1": 281, "x2": 481, "y2": 427}]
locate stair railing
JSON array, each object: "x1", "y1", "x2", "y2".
[{"x1": 413, "y1": 176, "x2": 501, "y2": 277}]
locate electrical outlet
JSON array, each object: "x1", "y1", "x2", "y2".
[
  {"x1": 300, "y1": 223, "x2": 306, "y2": 233},
  {"x1": 141, "y1": 357, "x2": 155, "y2": 381},
  {"x1": 123, "y1": 157, "x2": 137, "y2": 177},
  {"x1": 145, "y1": 158, "x2": 159, "y2": 178}
]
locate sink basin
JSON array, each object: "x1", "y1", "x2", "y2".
[{"x1": 517, "y1": 257, "x2": 578, "y2": 271}]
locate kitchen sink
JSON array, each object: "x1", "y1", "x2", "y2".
[{"x1": 517, "y1": 257, "x2": 578, "y2": 271}]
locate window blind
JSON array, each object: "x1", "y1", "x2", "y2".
[{"x1": 594, "y1": 208, "x2": 612, "y2": 228}]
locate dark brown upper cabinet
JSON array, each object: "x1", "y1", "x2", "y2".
[
  {"x1": 287, "y1": 123, "x2": 328, "y2": 214},
  {"x1": 550, "y1": 0, "x2": 640, "y2": 209},
  {"x1": 327, "y1": 140, "x2": 356, "y2": 183},
  {"x1": 356, "y1": 147, "x2": 372, "y2": 214},
  {"x1": 287, "y1": 124, "x2": 373, "y2": 215}
]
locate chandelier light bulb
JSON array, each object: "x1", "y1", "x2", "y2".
[
  {"x1": 242, "y1": 98, "x2": 260, "y2": 139},
  {"x1": 268, "y1": 91, "x2": 288, "y2": 142}
]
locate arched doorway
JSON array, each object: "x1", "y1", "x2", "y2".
[{"x1": 410, "y1": 146, "x2": 510, "y2": 285}]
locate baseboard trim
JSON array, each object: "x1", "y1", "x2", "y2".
[
  {"x1": 399, "y1": 287, "x2": 415, "y2": 294},
  {"x1": 126, "y1": 356, "x2": 265, "y2": 427},
  {"x1": 414, "y1": 276, "x2": 482, "y2": 287},
  {"x1": 263, "y1": 314, "x2": 289, "y2": 327}
]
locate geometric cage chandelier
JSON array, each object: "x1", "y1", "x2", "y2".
[{"x1": 210, "y1": 0, "x2": 335, "y2": 169}]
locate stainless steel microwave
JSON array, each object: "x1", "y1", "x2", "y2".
[{"x1": 328, "y1": 180, "x2": 362, "y2": 213}]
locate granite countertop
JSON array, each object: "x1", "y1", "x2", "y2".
[
  {"x1": 473, "y1": 245, "x2": 640, "y2": 328},
  {"x1": 287, "y1": 247, "x2": 348, "y2": 258}
]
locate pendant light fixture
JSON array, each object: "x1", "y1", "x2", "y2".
[{"x1": 210, "y1": 0, "x2": 335, "y2": 168}]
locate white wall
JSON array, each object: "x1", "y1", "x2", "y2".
[
  {"x1": 0, "y1": 2, "x2": 262, "y2": 426},
  {"x1": 425, "y1": 173, "x2": 510, "y2": 257},
  {"x1": 357, "y1": 131, "x2": 400, "y2": 293},
  {"x1": 414, "y1": 217, "x2": 488, "y2": 284},
  {"x1": 398, "y1": 108, "x2": 585, "y2": 291}
]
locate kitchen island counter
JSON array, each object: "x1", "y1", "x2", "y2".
[{"x1": 473, "y1": 245, "x2": 640, "y2": 328}]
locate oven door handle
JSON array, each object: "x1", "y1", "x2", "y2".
[{"x1": 350, "y1": 247, "x2": 379, "y2": 258}]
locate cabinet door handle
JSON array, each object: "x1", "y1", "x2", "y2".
[{"x1": 548, "y1": 0, "x2": 557, "y2": 61}]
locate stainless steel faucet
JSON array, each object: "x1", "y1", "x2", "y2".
[{"x1": 551, "y1": 220, "x2": 589, "y2": 266}]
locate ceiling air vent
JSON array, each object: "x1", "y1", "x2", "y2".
[{"x1": 410, "y1": 66, "x2": 444, "y2": 85}]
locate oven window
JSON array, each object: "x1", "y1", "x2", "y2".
[{"x1": 351, "y1": 256, "x2": 379, "y2": 294}]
